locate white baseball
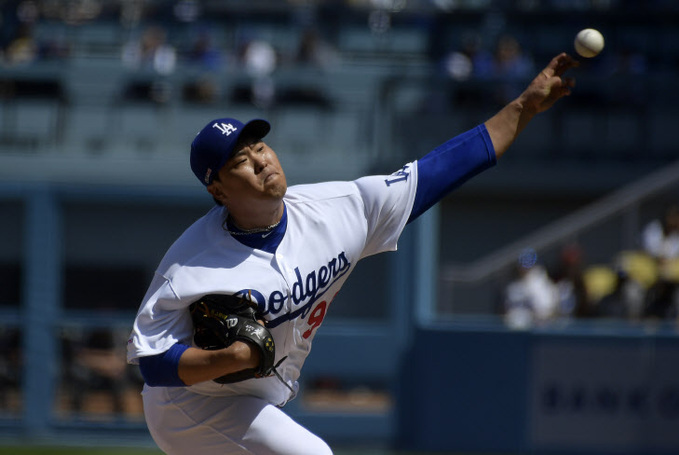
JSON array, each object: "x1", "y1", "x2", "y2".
[{"x1": 574, "y1": 28, "x2": 604, "y2": 58}]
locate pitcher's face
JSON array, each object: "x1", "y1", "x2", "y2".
[{"x1": 207, "y1": 140, "x2": 287, "y2": 209}]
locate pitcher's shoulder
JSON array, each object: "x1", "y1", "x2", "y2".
[{"x1": 284, "y1": 181, "x2": 359, "y2": 204}]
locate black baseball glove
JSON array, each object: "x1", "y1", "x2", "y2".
[{"x1": 189, "y1": 293, "x2": 276, "y2": 384}]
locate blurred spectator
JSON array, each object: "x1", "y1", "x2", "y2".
[
  {"x1": 183, "y1": 75, "x2": 220, "y2": 104},
  {"x1": 638, "y1": 204, "x2": 679, "y2": 320},
  {"x1": 186, "y1": 29, "x2": 223, "y2": 72},
  {"x1": 641, "y1": 204, "x2": 679, "y2": 261},
  {"x1": 443, "y1": 33, "x2": 534, "y2": 108},
  {"x1": 121, "y1": 25, "x2": 177, "y2": 75},
  {"x1": 232, "y1": 38, "x2": 278, "y2": 109},
  {"x1": 443, "y1": 51, "x2": 473, "y2": 81},
  {"x1": 3, "y1": 23, "x2": 38, "y2": 65},
  {"x1": 63, "y1": 328, "x2": 129, "y2": 415},
  {"x1": 242, "y1": 39, "x2": 277, "y2": 78},
  {"x1": 173, "y1": 0, "x2": 201, "y2": 23},
  {"x1": 442, "y1": 33, "x2": 494, "y2": 109},
  {"x1": 492, "y1": 34, "x2": 534, "y2": 78},
  {"x1": 503, "y1": 248, "x2": 559, "y2": 329},
  {"x1": 262, "y1": 27, "x2": 339, "y2": 109},
  {"x1": 490, "y1": 34, "x2": 535, "y2": 105},
  {"x1": 0, "y1": 0, "x2": 71, "y2": 65},
  {"x1": 442, "y1": 32, "x2": 494, "y2": 81},
  {"x1": 295, "y1": 28, "x2": 340, "y2": 71},
  {"x1": 642, "y1": 276, "x2": 679, "y2": 319},
  {"x1": 595, "y1": 269, "x2": 646, "y2": 319},
  {"x1": 120, "y1": 25, "x2": 177, "y2": 105},
  {"x1": 550, "y1": 243, "x2": 591, "y2": 318}
]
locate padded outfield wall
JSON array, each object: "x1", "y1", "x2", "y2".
[{"x1": 396, "y1": 323, "x2": 679, "y2": 455}]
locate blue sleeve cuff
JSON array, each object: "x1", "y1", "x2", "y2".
[
  {"x1": 408, "y1": 124, "x2": 496, "y2": 223},
  {"x1": 139, "y1": 343, "x2": 190, "y2": 387}
]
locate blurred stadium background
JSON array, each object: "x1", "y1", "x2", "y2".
[{"x1": 2, "y1": 0, "x2": 679, "y2": 454}]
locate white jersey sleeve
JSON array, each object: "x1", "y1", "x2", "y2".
[
  {"x1": 127, "y1": 272, "x2": 192, "y2": 364},
  {"x1": 354, "y1": 162, "x2": 419, "y2": 258},
  {"x1": 127, "y1": 206, "x2": 228, "y2": 365}
]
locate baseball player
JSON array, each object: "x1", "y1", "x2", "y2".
[{"x1": 127, "y1": 53, "x2": 578, "y2": 454}]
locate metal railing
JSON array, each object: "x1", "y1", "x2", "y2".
[{"x1": 438, "y1": 159, "x2": 679, "y2": 315}]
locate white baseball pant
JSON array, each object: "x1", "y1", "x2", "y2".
[{"x1": 142, "y1": 385, "x2": 333, "y2": 455}]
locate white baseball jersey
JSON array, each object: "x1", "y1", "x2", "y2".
[{"x1": 127, "y1": 162, "x2": 418, "y2": 406}]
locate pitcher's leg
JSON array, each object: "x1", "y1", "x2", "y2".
[{"x1": 142, "y1": 385, "x2": 332, "y2": 455}]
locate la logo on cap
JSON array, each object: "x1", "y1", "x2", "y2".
[{"x1": 213, "y1": 122, "x2": 238, "y2": 136}]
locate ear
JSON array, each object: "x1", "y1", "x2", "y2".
[{"x1": 207, "y1": 183, "x2": 228, "y2": 205}]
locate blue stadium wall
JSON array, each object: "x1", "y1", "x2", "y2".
[{"x1": 396, "y1": 324, "x2": 679, "y2": 455}]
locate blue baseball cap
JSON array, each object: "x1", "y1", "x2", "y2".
[{"x1": 190, "y1": 117, "x2": 271, "y2": 185}]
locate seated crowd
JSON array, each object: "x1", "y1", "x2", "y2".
[{"x1": 502, "y1": 205, "x2": 679, "y2": 328}]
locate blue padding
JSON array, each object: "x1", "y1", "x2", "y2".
[{"x1": 139, "y1": 343, "x2": 189, "y2": 387}]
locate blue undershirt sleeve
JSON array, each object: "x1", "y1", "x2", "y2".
[
  {"x1": 138, "y1": 343, "x2": 189, "y2": 387},
  {"x1": 407, "y1": 124, "x2": 497, "y2": 224}
]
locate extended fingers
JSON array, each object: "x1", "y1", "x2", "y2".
[
  {"x1": 539, "y1": 54, "x2": 578, "y2": 99},
  {"x1": 551, "y1": 76, "x2": 576, "y2": 101},
  {"x1": 547, "y1": 52, "x2": 580, "y2": 77}
]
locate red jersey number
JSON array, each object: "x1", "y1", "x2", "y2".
[{"x1": 303, "y1": 301, "x2": 328, "y2": 339}]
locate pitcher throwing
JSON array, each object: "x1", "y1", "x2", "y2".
[{"x1": 127, "y1": 53, "x2": 578, "y2": 454}]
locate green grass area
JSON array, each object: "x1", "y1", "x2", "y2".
[
  {"x1": 0, "y1": 449, "x2": 163, "y2": 455},
  {"x1": 0, "y1": 445, "x2": 477, "y2": 455},
  {"x1": 0, "y1": 447, "x2": 434, "y2": 455},
  {"x1": 0, "y1": 449, "x2": 391, "y2": 455}
]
